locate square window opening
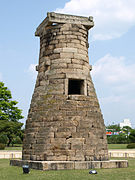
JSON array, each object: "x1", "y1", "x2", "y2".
[{"x1": 68, "y1": 79, "x2": 84, "y2": 95}]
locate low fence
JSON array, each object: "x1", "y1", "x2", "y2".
[
  {"x1": 108, "y1": 150, "x2": 135, "y2": 158},
  {"x1": 0, "y1": 151, "x2": 22, "y2": 159}
]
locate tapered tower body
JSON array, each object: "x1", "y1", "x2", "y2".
[{"x1": 22, "y1": 12, "x2": 108, "y2": 162}]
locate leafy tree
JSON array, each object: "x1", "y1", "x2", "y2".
[
  {"x1": 0, "y1": 134, "x2": 8, "y2": 144},
  {"x1": 0, "y1": 82, "x2": 24, "y2": 146},
  {"x1": 129, "y1": 129, "x2": 135, "y2": 143},
  {"x1": 106, "y1": 124, "x2": 121, "y2": 131},
  {"x1": 122, "y1": 126, "x2": 132, "y2": 134},
  {"x1": 11, "y1": 136, "x2": 22, "y2": 146},
  {"x1": 122, "y1": 126, "x2": 132, "y2": 143},
  {"x1": 18, "y1": 128, "x2": 25, "y2": 142},
  {"x1": 107, "y1": 133, "x2": 127, "y2": 144}
]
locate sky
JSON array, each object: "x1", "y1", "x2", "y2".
[{"x1": 0, "y1": 0, "x2": 135, "y2": 127}]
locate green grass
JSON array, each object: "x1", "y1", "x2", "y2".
[
  {"x1": 4, "y1": 146, "x2": 22, "y2": 151},
  {"x1": 0, "y1": 158, "x2": 135, "y2": 180},
  {"x1": 108, "y1": 144, "x2": 128, "y2": 149},
  {"x1": 0, "y1": 144, "x2": 22, "y2": 151}
]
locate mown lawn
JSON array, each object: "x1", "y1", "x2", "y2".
[
  {"x1": 3, "y1": 144, "x2": 22, "y2": 151},
  {"x1": 4, "y1": 146, "x2": 22, "y2": 151},
  {"x1": 108, "y1": 144, "x2": 128, "y2": 149},
  {"x1": 0, "y1": 158, "x2": 135, "y2": 180}
]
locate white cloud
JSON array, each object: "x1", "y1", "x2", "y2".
[
  {"x1": 91, "y1": 54, "x2": 135, "y2": 102},
  {"x1": 56, "y1": 0, "x2": 135, "y2": 40},
  {"x1": 92, "y1": 54, "x2": 135, "y2": 86},
  {"x1": 91, "y1": 54, "x2": 135, "y2": 126},
  {"x1": 28, "y1": 64, "x2": 37, "y2": 80}
]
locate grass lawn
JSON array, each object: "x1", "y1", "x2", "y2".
[
  {"x1": 0, "y1": 158, "x2": 135, "y2": 180},
  {"x1": 4, "y1": 146, "x2": 22, "y2": 151},
  {"x1": 108, "y1": 144, "x2": 128, "y2": 149},
  {"x1": 2, "y1": 144, "x2": 22, "y2": 151}
]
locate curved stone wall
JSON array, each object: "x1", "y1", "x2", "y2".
[{"x1": 22, "y1": 13, "x2": 108, "y2": 162}]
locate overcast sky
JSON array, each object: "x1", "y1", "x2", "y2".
[{"x1": 0, "y1": 0, "x2": 135, "y2": 127}]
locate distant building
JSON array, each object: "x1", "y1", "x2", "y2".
[{"x1": 119, "y1": 119, "x2": 132, "y2": 128}]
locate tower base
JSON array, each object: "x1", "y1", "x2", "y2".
[{"x1": 10, "y1": 159, "x2": 128, "y2": 170}]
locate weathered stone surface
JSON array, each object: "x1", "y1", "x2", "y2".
[
  {"x1": 20, "y1": 12, "x2": 111, "y2": 166},
  {"x1": 10, "y1": 160, "x2": 128, "y2": 170},
  {"x1": 35, "y1": 12, "x2": 94, "y2": 36}
]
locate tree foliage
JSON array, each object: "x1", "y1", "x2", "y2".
[
  {"x1": 0, "y1": 82, "x2": 24, "y2": 146},
  {"x1": 129, "y1": 129, "x2": 135, "y2": 143},
  {"x1": 106, "y1": 124, "x2": 133, "y2": 144},
  {"x1": 107, "y1": 133, "x2": 128, "y2": 144},
  {"x1": 106, "y1": 124, "x2": 121, "y2": 131}
]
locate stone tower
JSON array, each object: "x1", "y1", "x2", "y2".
[{"x1": 22, "y1": 12, "x2": 108, "y2": 162}]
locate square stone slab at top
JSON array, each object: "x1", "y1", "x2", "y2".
[{"x1": 35, "y1": 12, "x2": 94, "y2": 36}]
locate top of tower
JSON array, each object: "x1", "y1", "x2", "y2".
[{"x1": 35, "y1": 12, "x2": 94, "y2": 36}]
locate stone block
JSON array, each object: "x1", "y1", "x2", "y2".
[
  {"x1": 48, "y1": 161, "x2": 74, "y2": 170},
  {"x1": 66, "y1": 43, "x2": 75, "y2": 48},
  {"x1": 53, "y1": 48, "x2": 63, "y2": 53},
  {"x1": 49, "y1": 39, "x2": 59, "y2": 45},
  {"x1": 55, "y1": 43, "x2": 67, "y2": 48},
  {"x1": 68, "y1": 64, "x2": 83, "y2": 69},
  {"x1": 63, "y1": 31, "x2": 73, "y2": 35},
  {"x1": 56, "y1": 35, "x2": 66, "y2": 39},
  {"x1": 55, "y1": 132, "x2": 71, "y2": 138},
  {"x1": 52, "y1": 58, "x2": 71, "y2": 64},
  {"x1": 50, "y1": 138, "x2": 66, "y2": 144},
  {"x1": 79, "y1": 29, "x2": 87, "y2": 35},
  {"x1": 58, "y1": 39, "x2": 71, "y2": 43},
  {"x1": 60, "y1": 25, "x2": 71, "y2": 31},
  {"x1": 71, "y1": 39, "x2": 80, "y2": 44},
  {"x1": 55, "y1": 47, "x2": 77, "y2": 54},
  {"x1": 51, "y1": 63, "x2": 67, "y2": 69},
  {"x1": 81, "y1": 41, "x2": 86, "y2": 46},
  {"x1": 77, "y1": 36, "x2": 87, "y2": 42},
  {"x1": 74, "y1": 43, "x2": 85, "y2": 49},
  {"x1": 71, "y1": 58, "x2": 84, "y2": 65},
  {"x1": 62, "y1": 47, "x2": 77, "y2": 53},
  {"x1": 48, "y1": 73, "x2": 66, "y2": 79},
  {"x1": 60, "y1": 52, "x2": 74, "y2": 58},
  {"x1": 91, "y1": 161, "x2": 101, "y2": 169},
  {"x1": 10, "y1": 160, "x2": 128, "y2": 170},
  {"x1": 66, "y1": 35, "x2": 78, "y2": 39},
  {"x1": 57, "y1": 126, "x2": 76, "y2": 132},
  {"x1": 50, "y1": 53, "x2": 60, "y2": 60},
  {"x1": 74, "y1": 53, "x2": 87, "y2": 60},
  {"x1": 66, "y1": 138, "x2": 85, "y2": 144},
  {"x1": 75, "y1": 162, "x2": 88, "y2": 169},
  {"x1": 66, "y1": 73, "x2": 86, "y2": 80},
  {"x1": 77, "y1": 49, "x2": 88, "y2": 55},
  {"x1": 46, "y1": 155, "x2": 67, "y2": 161},
  {"x1": 71, "y1": 144, "x2": 83, "y2": 150}
]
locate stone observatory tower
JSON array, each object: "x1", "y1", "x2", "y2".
[{"x1": 23, "y1": 12, "x2": 108, "y2": 163}]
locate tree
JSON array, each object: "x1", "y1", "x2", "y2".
[
  {"x1": 107, "y1": 133, "x2": 127, "y2": 144},
  {"x1": 129, "y1": 129, "x2": 135, "y2": 143},
  {"x1": 0, "y1": 82, "x2": 24, "y2": 146},
  {"x1": 122, "y1": 126, "x2": 132, "y2": 143},
  {"x1": 106, "y1": 124, "x2": 121, "y2": 131}
]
